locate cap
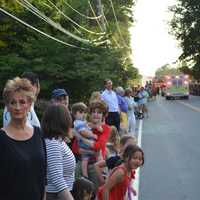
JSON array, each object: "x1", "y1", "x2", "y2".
[{"x1": 51, "y1": 89, "x2": 68, "y2": 98}]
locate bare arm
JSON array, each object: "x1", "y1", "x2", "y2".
[
  {"x1": 59, "y1": 188, "x2": 74, "y2": 200},
  {"x1": 80, "y1": 130, "x2": 97, "y2": 139},
  {"x1": 43, "y1": 190, "x2": 46, "y2": 200},
  {"x1": 102, "y1": 168, "x2": 125, "y2": 200},
  {"x1": 79, "y1": 148, "x2": 96, "y2": 154},
  {"x1": 79, "y1": 137, "x2": 94, "y2": 147},
  {"x1": 94, "y1": 160, "x2": 106, "y2": 185}
]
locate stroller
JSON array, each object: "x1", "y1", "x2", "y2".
[{"x1": 134, "y1": 108, "x2": 144, "y2": 120}]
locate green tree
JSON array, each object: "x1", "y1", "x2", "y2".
[
  {"x1": 0, "y1": 0, "x2": 139, "y2": 103},
  {"x1": 155, "y1": 64, "x2": 180, "y2": 78},
  {"x1": 169, "y1": 0, "x2": 200, "y2": 80}
]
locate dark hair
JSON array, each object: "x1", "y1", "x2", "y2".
[
  {"x1": 21, "y1": 71, "x2": 39, "y2": 87},
  {"x1": 41, "y1": 104, "x2": 72, "y2": 140},
  {"x1": 89, "y1": 100, "x2": 108, "y2": 117},
  {"x1": 71, "y1": 177, "x2": 94, "y2": 200},
  {"x1": 122, "y1": 144, "x2": 144, "y2": 165},
  {"x1": 71, "y1": 102, "x2": 87, "y2": 116},
  {"x1": 104, "y1": 79, "x2": 112, "y2": 86}
]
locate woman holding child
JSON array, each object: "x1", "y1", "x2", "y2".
[{"x1": 75, "y1": 100, "x2": 111, "y2": 191}]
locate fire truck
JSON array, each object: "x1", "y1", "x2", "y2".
[{"x1": 162, "y1": 75, "x2": 190, "y2": 100}]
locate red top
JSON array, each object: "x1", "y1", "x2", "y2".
[
  {"x1": 71, "y1": 137, "x2": 79, "y2": 155},
  {"x1": 71, "y1": 124, "x2": 111, "y2": 159},
  {"x1": 97, "y1": 165, "x2": 135, "y2": 200},
  {"x1": 92, "y1": 124, "x2": 111, "y2": 159}
]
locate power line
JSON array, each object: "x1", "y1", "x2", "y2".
[
  {"x1": 20, "y1": 0, "x2": 91, "y2": 44},
  {"x1": 20, "y1": 0, "x2": 107, "y2": 46},
  {"x1": 0, "y1": 7, "x2": 86, "y2": 49},
  {"x1": 88, "y1": 0, "x2": 104, "y2": 33},
  {"x1": 102, "y1": 11, "x2": 120, "y2": 47},
  {"x1": 108, "y1": 0, "x2": 128, "y2": 47},
  {"x1": 46, "y1": 0, "x2": 105, "y2": 35},
  {"x1": 63, "y1": 0, "x2": 102, "y2": 20},
  {"x1": 103, "y1": 12, "x2": 109, "y2": 28}
]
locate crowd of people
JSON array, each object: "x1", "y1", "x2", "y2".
[{"x1": 0, "y1": 72, "x2": 149, "y2": 200}]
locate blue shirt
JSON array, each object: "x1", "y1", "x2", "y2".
[
  {"x1": 117, "y1": 95, "x2": 128, "y2": 112},
  {"x1": 73, "y1": 119, "x2": 95, "y2": 150},
  {"x1": 138, "y1": 90, "x2": 149, "y2": 105}
]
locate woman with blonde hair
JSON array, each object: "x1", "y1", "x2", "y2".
[
  {"x1": 0, "y1": 77, "x2": 46, "y2": 200},
  {"x1": 89, "y1": 91, "x2": 102, "y2": 104}
]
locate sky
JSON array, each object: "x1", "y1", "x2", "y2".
[{"x1": 130, "y1": 0, "x2": 182, "y2": 77}]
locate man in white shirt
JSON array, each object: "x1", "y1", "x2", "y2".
[{"x1": 101, "y1": 79, "x2": 120, "y2": 131}]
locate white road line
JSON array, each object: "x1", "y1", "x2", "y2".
[
  {"x1": 131, "y1": 119, "x2": 143, "y2": 200},
  {"x1": 137, "y1": 119, "x2": 143, "y2": 148},
  {"x1": 179, "y1": 101, "x2": 200, "y2": 112}
]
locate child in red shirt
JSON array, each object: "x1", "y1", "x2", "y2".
[{"x1": 97, "y1": 144, "x2": 144, "y2": 200}]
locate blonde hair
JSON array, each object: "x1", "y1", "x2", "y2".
[
  {"x1": 106, "y1": 126, "x2": 120, "y2": 155},
  {"x1": 89, "y1": 91, "x2": 101, "y2": 104},
  {"x1": 120, "y1": 135, "x2": 137, "y2": 146},
  {"x1": 108, "y1": 126, "x2": 120, "y2": 147},
  {"x1": 3, "y1": 77, "x2": 35, "y2": 104},
  {"x1": 71, "y1": 102, "x2": 88, "y2": 116}
]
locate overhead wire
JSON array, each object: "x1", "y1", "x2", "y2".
[
  {"x1": 20, "y1": 0, "x2": 91, "y2": 44},
  {"x1": 19, "y1": 0, "x2": 108, "y2": 47},
  {"x1": 87, "y1": 0, "x2": 104, "y2": 33},
  {"x1": 63, "y1": 0, "x2": 102, "y2": 20},
  {"x1": 40, "y1": 1, "x2": 52, "y2": 9},
  {"x1": 40, "y1": 1, "x2": 83, "y2": 36},
  {"x1": 46, "y1": 0, "x2": 105, "y2": 35},
  {"x1": 108, "y1": 0, "x2": 128, "y2": 48},
  {"x1": 102, "y1": 11, "x2": 120, "y2": 47},
  {"x1": 0, "y1": 7, "x2": 86, "y2": 49},
  {"x1": 103, "y1": 13, "x2": 109, "y2": 28}
]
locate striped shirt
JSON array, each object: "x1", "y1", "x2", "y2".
[{"x1": 45, "y1": 138, "x2": 76, "y2": 192}]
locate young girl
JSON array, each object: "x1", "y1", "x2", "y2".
[
  {"x1": 97, "y1": 144, "x2": 144, "y2": 200},
  {"x1": 94, "y1": 135, "x2": 137, "y2": 185},
  {"x1": 106, "y1": 126, "x2": 120, "y2": 158},
  {"x1": 71, "y1": 177, "x2": 94, "y2": 200}
]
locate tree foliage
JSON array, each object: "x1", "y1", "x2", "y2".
[
  {"x1": 155, "y1": 64, "x2": 180, "y2": 78},
  {"x1": 0, "y1": 0, "x2": 139, "y2": 103},
  {"x1": 169, "y1": 0, "x2": 200, "y2": 80}
]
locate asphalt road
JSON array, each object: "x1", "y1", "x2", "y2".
[{"x1": 139, "y1": 95, "x2": 200, "y2": 200}]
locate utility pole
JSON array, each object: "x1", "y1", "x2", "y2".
[{"x1": 94, "y1": 0, "x2": 106, "y2": 31}]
